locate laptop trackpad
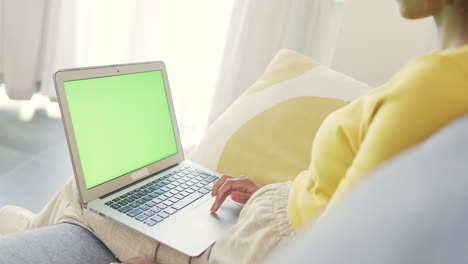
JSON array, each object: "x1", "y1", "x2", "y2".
[
  {"x1": 161, "y1": 198, "x2": 242, "y2": 256},
  {"x1": 189, "y1": 198, "x2": 242, "y2": 229}
]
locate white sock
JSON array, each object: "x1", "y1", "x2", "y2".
[{"x1": 0, "y1": 205, "x2": 35, "y2": 235}]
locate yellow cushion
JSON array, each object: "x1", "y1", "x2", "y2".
[
  {"x1": 244, "y1": 49, "x2": 319, "y2": 95},
  {"x1": 189, "y1": 49, "x2": 370, "y2": 185}
]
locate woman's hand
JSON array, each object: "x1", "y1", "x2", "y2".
[
  {"x1": 111, "y1": 257, "x2": 154, "y2": 264},
  {"x1": 210, "y1": 175, "x2": 260, "y2": 213}
]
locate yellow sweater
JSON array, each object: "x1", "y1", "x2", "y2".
[{"x1": 288, "y1": 45, "x2": 468, "y2": 229}]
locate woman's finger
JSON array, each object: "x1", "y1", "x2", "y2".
[
  {"x1": 211, "y1": 175, "x2": 233, "y2": 196},
  {"x1": 211, "y1": 178, "x2": 252, "y2": 212},
  {"x1": 210, "y1": 180, "x2": 234, "y2": 212},
  {"x1": 113, "y1": 257, "x2": 155, "y2": 264}
]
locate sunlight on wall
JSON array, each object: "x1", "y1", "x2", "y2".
[{"x1": 74, "y1": 0, "x2": 236, "y2": 149}]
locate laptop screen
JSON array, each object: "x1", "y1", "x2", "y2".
[{"x1": 63, "y1": 70, "x2": 178, "y2": 189}]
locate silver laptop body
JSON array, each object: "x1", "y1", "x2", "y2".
[{"x1": 54, "y1": 61, "x2": 241, "y2": 257}]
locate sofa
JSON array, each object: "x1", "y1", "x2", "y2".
[
  {"x1": 265, "y1": 113, "x2": 468, "y2": 264},
  {"x1": 190, "y1": 48, "x2": 468, "y2": 263}
]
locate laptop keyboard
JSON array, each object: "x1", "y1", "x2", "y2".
[{"x1": 104, "y1": 166, "x2": 218, "y2": 227}]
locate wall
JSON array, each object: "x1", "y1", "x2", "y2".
[{"x1": 332, "y1": 0, "x2": 436, "y2": 87}]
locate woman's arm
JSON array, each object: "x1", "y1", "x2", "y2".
[
  {"x1": 329, "y1": 55, "x2": 468, "y2": 203},
  {"x1": 289, "y1": 54, "x2": 468, "y2": 228}
]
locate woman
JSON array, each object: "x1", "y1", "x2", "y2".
[{"x1": 1, "y1": 0, "x2": 468, "y2": 263}]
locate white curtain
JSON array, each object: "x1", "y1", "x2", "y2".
[
  {"x1": 208, "y1": 0, "x2": 345, "y2": 124},
  {"x1": 1, "y1": 0, "x2": 344, "y2": 149},
  {"x1": 0, "y1": 0, "x2": 75, "y2": 100},
  {"x1": 1, "y1": 0, "x2": 235, "y2": 148}
]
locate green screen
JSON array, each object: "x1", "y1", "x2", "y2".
[{"x1": 64, "y1": 70, "x2": 178, "y2": 189}]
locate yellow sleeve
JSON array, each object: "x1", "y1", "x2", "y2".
[
  {"x1": 334, "y1": 55, "x2": 468, "y2": 197},
  {"x1": 287, "y1": 94, "x2": 368, "y2": 229},
  {"x1": 288, "y1": 54, "x2": 468, "y2": 229}
]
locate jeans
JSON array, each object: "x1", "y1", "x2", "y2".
[{"x1": 0, "y1": 223, "x2": 118, "y2": 264}]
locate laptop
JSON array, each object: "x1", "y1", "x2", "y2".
[{"x1": 54, "y1": 61, "x2": 242, "y2": 256}]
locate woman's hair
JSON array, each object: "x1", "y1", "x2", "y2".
[{"x1": 399, "y1": 0, "x2": 468, "y2": 20}]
